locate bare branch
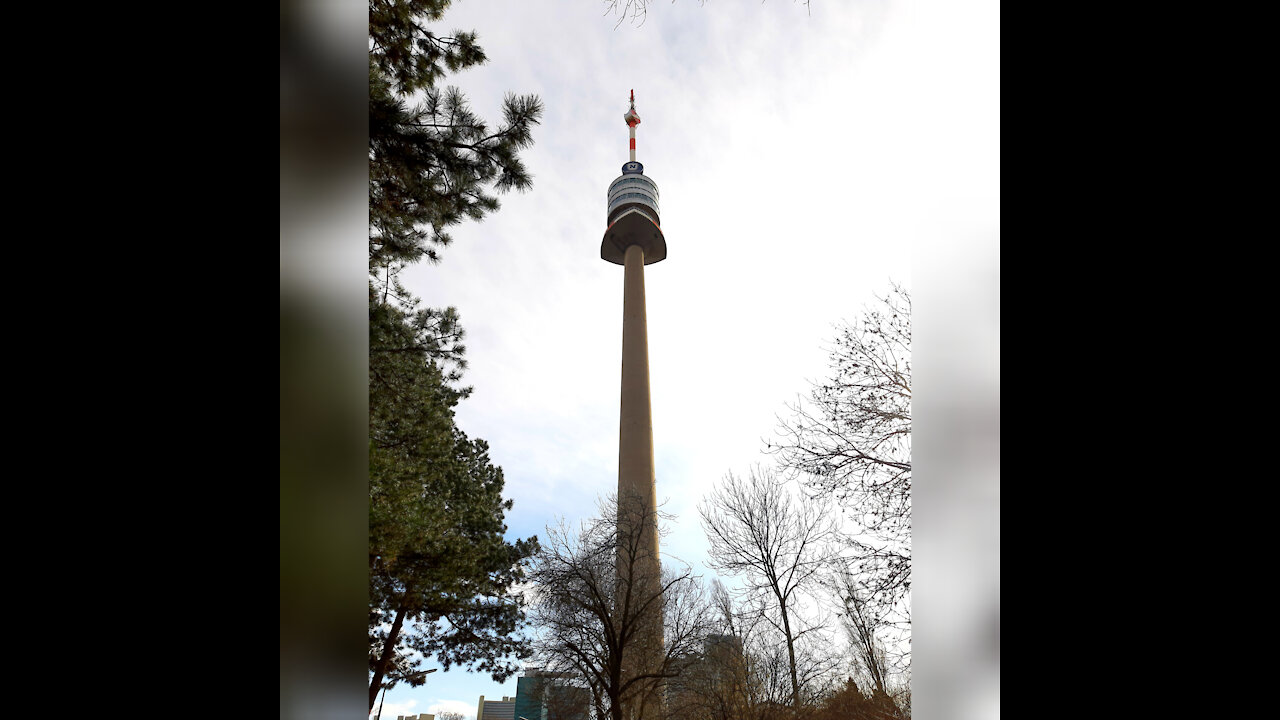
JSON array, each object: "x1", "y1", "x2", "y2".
[
  {"x1": 766, "y1": 284, "x2": 912, "y2": 622},
  {"x1": 529, "y1": 496, "x2": 717, "y2": 720},
  {"x1": 699, "y1": 465, "x2": 837, "y2": 709}
]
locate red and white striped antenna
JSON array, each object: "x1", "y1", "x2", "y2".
[
  {"x1": 623, "y1": 89, "x2": 641, "y2": 162},
  {"x1": 601, "y1": 88, "x2": 666, "y2": 265}
]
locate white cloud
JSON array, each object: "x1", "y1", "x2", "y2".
[
  {"x1": 371, "y1": 697, "x2": 417, "y2": 720},
  {"x1": 427, "y1": 698, "x2": 477, "y2": 720}
]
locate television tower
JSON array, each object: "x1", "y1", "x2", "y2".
[{"x1": 602, "y1": 90, "x2": 666, "y2": 720}]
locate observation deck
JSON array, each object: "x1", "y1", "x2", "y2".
[{"x1": 601, "y1": 160, "x2": 667, "y2": 265}]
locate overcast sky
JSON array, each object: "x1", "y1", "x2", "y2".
[{"x1": 375, "y1": 1, "x2": 997, "y2": 718}]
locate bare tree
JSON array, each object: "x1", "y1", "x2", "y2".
[
  {"x1": 768, "y1": 283, "x2": 911, "y2": 626},
  {"x1": 831, "y1": 565, "x2": 892, "y2": 697},
  {"x1": 668, "y1": 580, "x2": 835, "y2": 720},
  {"x1": 665, "y1": 579, "x2": 757, "y2": 720},
  {"x1": 699, "y1": 467, "x2": 837, "y2": 710},
  {"x1": 736, "y1": 618, "x2": 831, "y2": 719},
  {"x1": 529, "y1": 495, "x2": 716, "y2": 720},
  {"x1": 437, "y1": 712, "x2": 465, "y2": 720}
]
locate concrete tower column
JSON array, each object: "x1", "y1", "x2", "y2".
[
  {"x1": 617, "y1": 244, "x2": 663, "y2": 720},
  {"x1": 618, "y1": 243, "x2": 660, "y2": 571}
]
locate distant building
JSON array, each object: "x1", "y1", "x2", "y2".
[
  {"x1": 666, "y1": 633, "x2": 749, "y2": 719},
  {"x1": 702, "y1": 633, "x2": 745, "y2": 680},
  {"x1": 476, "y1": 695, "x2": 515, "y2": 720},
  {"x1": 703, "y1": 634, "x2": 743, "y2": 655},
  {"x1": 395, "y1": 715, "x2": 434, "y2": 720},
  {"x1": 514, "y1": 669, "x2": 591, "y2": 720},
  {"x1": 514, "y1": 675, "x2": 548, "y2": 720}
]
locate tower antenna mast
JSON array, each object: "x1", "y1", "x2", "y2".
[{"x1": 624, "y1": 88, "x2": 641, "y2": 162}]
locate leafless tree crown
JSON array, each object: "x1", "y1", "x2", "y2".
[
  {"x1": 768, "y1": 283, "x2": 912, "y2": 611},
  {"x1": 529, "y1": 496, "x2": 716, "y2": 720},
  {"x1": 699, "y1": 467, "x2": 838, "y2": 709}
]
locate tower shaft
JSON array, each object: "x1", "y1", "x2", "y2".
[
  {"x1": 617, "y1": 243, "x2": 659, "y2": 567},
  {"x1": 616, "y1": 242, "x2": 663, "y2": 720}
]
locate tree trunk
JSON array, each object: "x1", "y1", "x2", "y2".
[
  {"x1": 610, "y1": 658, "x2": 625, "y2": 720},
  {"x1": 778, "y1": 600, "x2": 801, "y2": 709},
  {"x1": 611, "y1": 691, "x2": 624, "y2": 720},
  {"x1": 369, "y1": 603, "x2": 410, "y2": 710}
]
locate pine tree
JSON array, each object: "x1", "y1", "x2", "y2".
[
  {"x1": 368, "y1": 295, "x2": 538, "y2": 710},
  {"x1": 369, "y1": 0, "x2": 543, "y2": 272},
  {"x1": 366, "y1": 1, "x2": 544, "y2": 710}
]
